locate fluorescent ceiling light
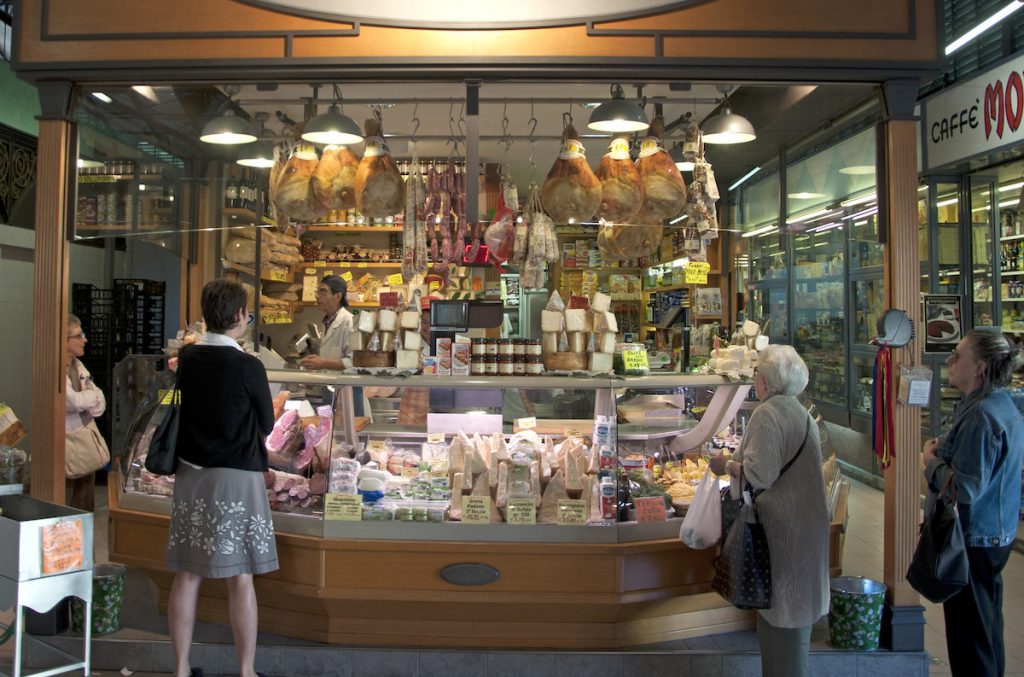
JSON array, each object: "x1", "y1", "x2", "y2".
[
  {"x1": 998, "y1": 199, "x2": 1019, "y2": 208},
  {"x1": 998, "y1": 181, "x2": 1024, "y2": 193},
  {"x1": 843, "y1": 206, "x2": 879, "y2": 220},
  {"x1": 742, "y1": 224, "x2": 778, "y2": 238},
  {"x1": 854, "y1": 220, "x2": 869, "y2": 226},
  {"x1": 76, "y1": 158, "x2": 104, "y2": 169},
  {"x1": 946, "y1": 1, "x2": 1024, "y2": 55},
  {"x1": 91, "y1": 92, "x2": 112, "y2": 104},
  {"x1": 788, "y1": 191, "x2": 827, "y2": 200},
  {"x1": 786, "y1": 208, "x2": 835, "y2": 225},
  {"x1": 936, "y1": 197, "x2": 959, "y2": 207},
  {"x1": 729, "y1": 167, "x2": 762, "y2": 192},
  {"x1": 807, "y1": 222, "x2": 842, "y2": 233},
  {"x1": 669, "y1": 214, "x2": 689, "y2": 225},
  {"x1": 839, "y1": 165, "x2": 876, "y2": 176},
  {"x1": 841, "y1": 192, "x2": 877, "y2": 208}
]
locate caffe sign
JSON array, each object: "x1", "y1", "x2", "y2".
[
  {"x1": 239, "y1": 0, "x2": 696, "y2": 28},
  {"x1": 924, "y1": 52, "x2": 1024, "y2": 170}
]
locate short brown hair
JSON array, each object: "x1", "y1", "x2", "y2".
[{"x1": 201, "y1": 279, "x2": 247, "y2": 333}]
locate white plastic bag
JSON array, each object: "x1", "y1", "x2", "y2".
[{"x1": 679, "y1": 467, "x2": 722, "y2": 549}]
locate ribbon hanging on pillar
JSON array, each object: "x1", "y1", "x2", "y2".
[{"x1": 872, "y1": 345, "x2": 895, "y2": 469}]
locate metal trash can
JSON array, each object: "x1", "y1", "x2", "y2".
[
  {"x1": 828, "y1": 576, "x2": 887, "y2": 650},
  {"x1": 71, "y1": 563, "x2": 127, "y2": 634}
]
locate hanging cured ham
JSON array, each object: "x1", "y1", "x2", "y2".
[
  {"x1": 272, "y1": 142, "x2": 328, "y2": 224},
  {"x1": 355, "y1": 117, "x2": 405, "y2": 218},
  {"x1": 312, "y1": 144, "x2": 358, "y2": 212},
  {"x1": 598, "y1": 217, "x2": 664, "y2": 261},
  {"x1": 595, "y1": 136, "x2": 643, "y2": 223},
  {"x1": 635, "y1": 116, "x2": 687, "y2": 220},
  {"x1": 541, "y1": 125, "x2": 602, "y2": 224}
]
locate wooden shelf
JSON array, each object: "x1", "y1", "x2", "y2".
[
  {"x1": 643, "y1": 283, "x2": 690, "y2": 293},
  {"x1": 560, "y1": 267, "x2": 643, "y2": 273},
  {"x1": 222, "y1": 207, "x2": 270, "y2": 224},
  {"x1": 222, "y1": 260, "x2": 291, "y2": 283},
  {"x1": 295, "y1": 300, "x2": 379, "y2": 309},
  {"x1": 293, "y1": 262, "x2": 403, "y2": 274},
  {"x1": 306, "y1": 225, "x2": 404, "y2": 233}
]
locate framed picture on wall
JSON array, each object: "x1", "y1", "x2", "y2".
[{"x1": 922, "y1": 294, "x2": 961, "y2": 354}]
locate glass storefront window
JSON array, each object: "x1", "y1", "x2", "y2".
[
  {"x1": 934, "y1": 182, "x2": 962, "y2": 295},
  {"x1": 970, "y1": 181, "x2": 995, "y2": 326},
  {"x1": 792, "y1": 226, "x2": 845, "y2": 406},
  {"x1": 851, "y1": 352, "x2": 876, "y2": 416},
  {"x1": 852, "y1": 277, "x2": 884, "y2": 345}
]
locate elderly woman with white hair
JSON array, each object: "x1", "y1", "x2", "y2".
[{"x1": 709, "y1": 344, "x2": 830, "y2": 677}]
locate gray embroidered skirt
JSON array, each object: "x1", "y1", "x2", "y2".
[{"x1": 166, "y1": 462, "x2": 279, "y2": 578}]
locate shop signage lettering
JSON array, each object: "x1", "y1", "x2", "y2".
[
  {"x1": 240, "y1": 0, "x2": 694, "y2": 28},
  {"x1": 925, "y1": 53, "x2": 1024, "y2": 170}
]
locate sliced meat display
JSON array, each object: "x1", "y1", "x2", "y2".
[
  {"x1": 595, "y1": 136, "x2": 643, "y2": 223},
  {"x1": 541, "y1": 124, "x2": 602, "y2": 224},
  {"x1": 355, "y1": 117, "x2": 406, "y2": 218},
  {"x1": 312, "y1": 144, "x2": 358, "y2": 211},
  {"x1": 273, "y1": 142, "x2": 329, "y2": 224},
  {"x1": 635, "y1": 116, "x2": 687, "y2": 221}
]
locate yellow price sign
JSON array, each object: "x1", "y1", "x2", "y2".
[
  {"x1": 341, "y1": 271, "x2": 354, "y2": 282},
  {"x1": 684, "y1": 261, "x2": 711, "y2": 285},
  {"x1": 159, "y1": 388, "x2": 180, "y2": 406},
  {"x1": 622, "y1": 349, "x2": 649, "y2": 372},
  {"x1": 427, "y1": 433, "x2": 445, "y2": 444},
  {"x1": 305, "y1": 268, "x2": 317, "y2": 275},
  {"x1": 268, "y1": 268, "x2": 289, "y2": 282},
  {"x1": 517, "y1": 417, "x2": 537, "y2": 430},
  {"x1": 314, "y1": 261, "x2": 327, "y2": 267},
  {"x1": 357, "y1": 262, "x2": 368, "y2": 268},
  {"x1": 323, "y1": 493, "x2": 363, "y2": 521},
  {"x1": 401, "y1": 467, "x2": 420, "y2": 480},
  {"x1": 429, "y1": 281, "x2": 440, "y2": 292},
  {"x1": 367, "y1": 440, "x2": 388, "y2": 455},
  {"x1": 556, "y1": 499, "x2": 587, "y2": 525},
  {"x1": 387, "y1": 273, "x2": 405, "y2": 286},
  {"x1": 462, "y1": 496, "x2": 492, "y2": 524},
  {"x1": 506, "y1": 498, "x2": 537, "y2": 525}
]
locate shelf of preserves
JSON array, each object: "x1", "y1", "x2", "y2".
[{"x1": 108, "y1": 360, "x2": 846, "y2": 649}]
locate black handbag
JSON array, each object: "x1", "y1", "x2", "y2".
[
  {"x1": 144, "y1": 379, "x2": 180, "y2": 476},
  {"x1": 907, "y1": 474, "x2": 969, "y2": 603},
  {"x1": 712, "y1": 499, "x2": 772, "y2": 609}
]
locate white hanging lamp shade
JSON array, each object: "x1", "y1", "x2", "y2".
[
  {"x1": 301, "y1": 104, "x2": 364, "y2": 145},
  {"x1": 588, "y1": 84, "x2": 650, "y2": 133},
  {"x1": 200, "y1": 109, "x2": 257, "y2": 145},
  {"x1": 237, "y1": 139, "x2": 276, "y2": 168},
  {"x1": 669, "y1": 144, "x2": 695, "y2": 172}
]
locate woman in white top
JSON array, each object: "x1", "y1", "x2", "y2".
[
  {"x1": 65, "y1": 313, "x2": 108, "y2": 511},
  {"x1": 299, "y1": 274, "x2": 353, "y2": 371}
]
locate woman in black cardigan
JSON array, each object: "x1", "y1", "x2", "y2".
[{"x1": 166, "y1": 279, "x2": 277, "y2": 677}]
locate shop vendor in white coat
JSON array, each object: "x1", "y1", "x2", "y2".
[{"x1": 300, "y1": 274, "x2": 353, "y2": 371}]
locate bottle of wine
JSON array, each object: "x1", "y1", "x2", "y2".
[{"x1": 225, "y1": 173, "x2": 239, "y2": 210}]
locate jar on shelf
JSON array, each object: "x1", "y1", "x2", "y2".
[
  {"x1": 498, "y1": 339, "x2": 515, "y2": 357},
  {"x1": 512, "y1": 355, "x2": 526, "y2": 376},
  {"x1": 483, "y1": 355, "x2": 498, "y2": 375},
  {"x1": 524, "y1": 339, "x2": 542, "y2": 356},
  {"x1": 484, "y1": 338, "x2": 499, "y2": 356},
  {"x1": 497, "y1": 355, "x2": 515, "y2": 375},
  {"x1": 525, "y1": 355, "x2": 544, "y2": 376},
  {"x1": 512, "y1": 338, "x2": 526, "y2": 357},
  {"x1": 470, "y1": 358, "x2": 485, "y2": 376},
  {"x1": 471, "y1": 338, "x2": 486, "y2": 357}
]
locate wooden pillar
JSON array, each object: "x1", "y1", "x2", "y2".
[
  {"x1": 878, "y1": 79, "x2": 926, "y2": 651},
  {"x1": 29, "y1": 82, "x2": 76, "y2": 504}
]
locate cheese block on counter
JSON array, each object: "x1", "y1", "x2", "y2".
[
  {"x1": 396, "y1": 349, "x2": 420, "y2": 370},
  {"x1": 378, "y1": 309, "x2": 398, "y2": 332},
  {"x1": 592, "y1": 291, "x2": 611, "y2": 313},
  {"x1": 400, "y1": 310, "x2": 420, "y2": 330},
  {"x1": 357, "y1": 311, "x2": 377, "y2": 333},
  {"x1": 403, "y1": 330, "x2": 422, "y2": 351},
  {"x1": 597, "y1": 332, "x2": 617, "y2": 354},
  {"x1": 594, "y1": 311, "x2": 618, "y2": 334},
  {"x1": 541, "y1": 332, "x2": 559, "y2": 354},
  {"x1": 352, "y1": 350, "x2": 396, "y2": 368},
  {"x1": 589, "y1": 352, "x2": 613, "y2": 373},
  {"x1": 541, "y1": 310, "x2": 564, "y2": 332},
  {"x1": 564, "y1": 309, "x2": 588, "y2": 333}
]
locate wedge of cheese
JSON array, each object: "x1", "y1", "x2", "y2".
[
  {"x1": 357, "y1": 311, "x2": 376, "y2": 333},
  {"x1": 591, "y1": 291, "x2": 611, "y2": 313},
  {"x1": 538, "y1": 470, "x2": 569, "y2": 524},
  {"x1": 541, "y1": 309, "x2": 564, "y2": 333},
  {"x1": 593, "y1": 311, "x2": 618, "y2": 334}
]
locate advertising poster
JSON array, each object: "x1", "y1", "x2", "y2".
[{"x1": 923, "y1": 294, "x2": 962, "y2": 354}]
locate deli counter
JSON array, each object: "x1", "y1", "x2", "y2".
[{"x1": 107, "y1": 357, "x2": 848, "y2": 648}]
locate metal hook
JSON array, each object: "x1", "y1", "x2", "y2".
[
  {"x1": 562, "y1": 110, "x2": 573, "y2": 130},
  {"x1": 409, "y1": 100, "x2": 420, "y2": 143}
]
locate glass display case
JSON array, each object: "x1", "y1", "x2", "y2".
[
  {"x1": 114, "y1": 356, "x2": 755, "y2": 537},
  {"x1": 971, "y1": 179, "x2": 996, "y2": 327}
]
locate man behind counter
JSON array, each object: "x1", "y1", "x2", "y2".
[{"x1": 299, "y1": 274, "x2": 353, "y2": 371}]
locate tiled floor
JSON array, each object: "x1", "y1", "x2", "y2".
[{"x1": 4, "y1": 477, "x2": 1023, "y2": 675}]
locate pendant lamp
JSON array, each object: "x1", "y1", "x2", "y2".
[
  {"x1": 588, "y1": 84, "x2": 650, "y2": 134},
  {"x1": 200, "y1": 108, "x2": 257, "y2": 145},
  {"x1": 302, "y1": 89, "x2": 364, "y2": 147},
  {"x1": 238, "y1": 112, "x2": 276, "y2": 168},
  {"x1": 669, "y1": 144, "x2": 695, "y2": 172},
  {"x1": 702, "y1": 84, "x2": 756, "y2": 145}
]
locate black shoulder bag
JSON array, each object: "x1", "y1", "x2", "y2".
[
  {"x1": 712, "y1": 413, "x2": 812, "y2": 610},
  {"x1": 144, "y1": 372, "x2": 181, "y2": 476},
  {"x1": 907, "y1": 473, "x2": 969, "y2": 603}
]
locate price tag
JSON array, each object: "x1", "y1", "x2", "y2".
[
  {"x1": 427, "y1": 432, "x2": 445, "y2": 444},
  {"x1": 388, "y1": 273, "x2": 405, "y2": 286},
  {"x1": 429, "y1": 469, "x2": 449, "y2": 481},
  {"x1": 507, "y1": 498, "x2": 537, "y2": 525},
  {"x1": 685, "y1": 261, "x2": 711, "y2": 285},
  {"x1": 367, "y1": 440, "x2": 388, "y2": 456},
  {"x1": 269, "y1": 268, "x2": 289, "y2": 282},
  {"x1": 462, "y1": 496, "x2": 492, "y2": 524},
  {"x1": 556, "y1": 499, "x2": 587, "y2": 525},
  {"x1": 429, "y1": 281, "x2": 440, "y2": 292},
  {"x1": 401, "y1": 467, "x2": 420, "y2": 480},
  {"x1": 305, "y1": 268, "x2": 317, "y2": 275},
  {"x1": 357, "y1": 262, "x2": 368, "y2": 268},
  {"x1": 634, "y1": 496, "x2": 668, "y2": 523},
  {"x1": 564, "y1": 428, "x2": 583, "y2": 439},
  {"x1": 41, "y1": 520, "x2": 84, "y2": 575},
  {"x1": 323, "y1": 493, "x2": 363, "y2": 521},
  {"x1": 517, "y1": 417, "x2": 537, "y2": 430},
  {"x1": 341, "y1": 271, "x2": 354, "y2": 282},
  {"x1": 622, "y1": 349, "x2": 649, "y2": 373},
  {"x1": 314, "y1": 261, "x2": 327, "y2": 267}
]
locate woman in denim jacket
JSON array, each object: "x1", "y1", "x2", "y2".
[{"x1": 922, "y1": 329, "x2": 1023, "y2": 676}]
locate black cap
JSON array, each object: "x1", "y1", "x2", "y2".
[{"x1": 322, "y1": 274, "x2": 347, "y2": 296}]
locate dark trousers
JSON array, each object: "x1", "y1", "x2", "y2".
[{"x1": 943, "y1": 544, "x2": 1013, "y2": 677}]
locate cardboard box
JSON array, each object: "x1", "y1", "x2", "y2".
[{"x1": 452, "y1": 342, "x2": 471, "y2": 376}]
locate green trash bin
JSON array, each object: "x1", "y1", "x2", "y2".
[
  {"x1": 828, "y1": 576, "x2": 887, "y2": 650},
  {"x1": 70, "y1": 563, "x2": 127, "y2": 635}
]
